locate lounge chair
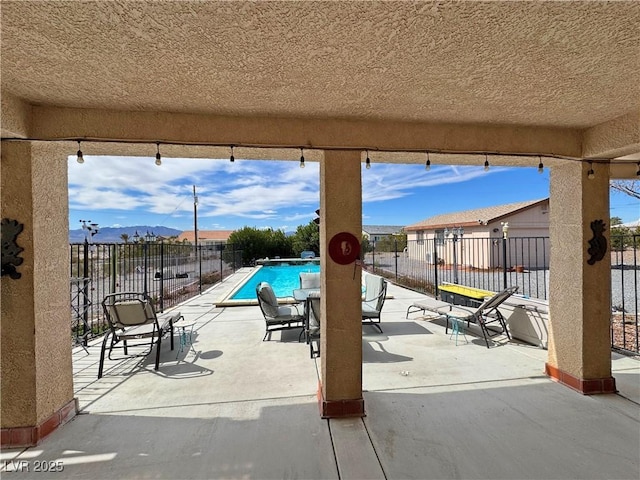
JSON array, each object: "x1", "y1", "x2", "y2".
[
  {"x1": 405, "y1": 296, "x2": 457, "y2": 319},
  {"x1": 256, "y1": 282, "x2": 305, "y2": 341},
  {"x1": 362, "y1": 273, "x2": 387, "y2": 333},
  {"x1": 299, "y1": 272, "x2": 321, "y2": 289},
  {"x1": 436, "y1": 286, "x2": 519, "y2": 348},
  {"x1": 305, "y1": 291, "x2": 321, "y2": 358},
  {"x1": 99, "y1": 292, "x2": 183, "y2": 378}
]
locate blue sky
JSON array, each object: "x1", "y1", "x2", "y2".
[{"x1": 68, "y1": 155, "x2": 639, "y2": 232}]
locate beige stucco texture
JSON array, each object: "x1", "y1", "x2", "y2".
[
  {"x1": 2, "y1": 2, "x2": 637, "y2": 129},
  {"x1": 548, "y1": 162, "x2": 612, "y2": 380},
  {"x1": 321, "y1": 152, "x2": 363, "y2": 402},
  {"x1": 1, "y1": 142, "x2": 74, "y2": 427}
]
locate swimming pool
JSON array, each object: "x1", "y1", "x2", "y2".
[{"x1": 230, "y1": 263, "x2": 320, "y2": 300}]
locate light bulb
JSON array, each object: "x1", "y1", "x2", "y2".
[
  {"x1": 365, "y1": 158, "x2": 371, "y2": 169},
  {"x1": 537, "y1": 162, "x2": 544, "y2": 174},
  {"x1": 155, "y1": 153, "x2": 162, "y2": 166},
  {"x1": 484, "y1": 159, "x2": 490, "y2": 171},
  {"x1": 76, "y1": 140, "x2": 84, "y2": 163},
  {"x1": 425, "y1": 159, "x2": 431, "y2": 171}
]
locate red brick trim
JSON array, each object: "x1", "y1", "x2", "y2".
[
  {"x1": 1, "y1": 398, "x2": 78, "y2": 448},
  {"x1": 317, "y1": 381, "x2": 365, "y2": 418},
  {"x1": 545, "y1": 363, "x2": 617, "y2": 395}
]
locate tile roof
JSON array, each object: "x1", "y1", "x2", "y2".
[
  {"x1": 362, "y1": 225, "x2": 405, "y2": 235},
  {"x1": 178, "y1": 230, "x2": 234, "y2": 242},
  {"x1": 405, "y1": 198, "x2": 548, "y2": 231}
]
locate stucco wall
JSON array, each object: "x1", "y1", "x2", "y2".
[{"x1": 1, "y1": 141, "x2": 74, "y2": 428}]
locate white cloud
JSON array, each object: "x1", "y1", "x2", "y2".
[
  {"x1": 361, "y1": 164, "x2": 505, "y2": 202},
  {"x1": 69, "y1": 156, "x2": 507, "y2": 227}
]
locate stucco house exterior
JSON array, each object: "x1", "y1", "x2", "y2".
[
  {"x1": 177, "y1": 230, "x2": 233, "y2": 249},
  {"x1": 405, "y1": 199, "x2": 550, "y2": 269},
  {"x1": 362, "y1": 225, "x2": 404, "y2": 244}
]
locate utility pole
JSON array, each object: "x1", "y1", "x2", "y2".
[{"x1": 193, "y1": 185, "x2": 201, "y2": 293}]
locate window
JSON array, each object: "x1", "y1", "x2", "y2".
[
  {"x1": 417, "y1": 231, "x2": 424, "y2": 245},
  {"x1": 435, "y1": 229, "x2": 445, "y2": 245}
]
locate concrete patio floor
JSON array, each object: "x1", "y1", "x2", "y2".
[{"x1": 2, "y1": 270, "x2": 639, "y2": 479}]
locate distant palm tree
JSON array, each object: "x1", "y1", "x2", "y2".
[{"x1": 120, "y1": 233, "x2": 130, "y2": 244}]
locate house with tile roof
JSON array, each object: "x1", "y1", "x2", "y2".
[
  {"x1": 404, "y1": 199, "x2": 550, "y2": 269},
  {"x1": 362, "y1": 225, "x2": 405, "y2": 244},
  {"x1": 178, "y1": 230, "x2": 234, "y2": 249}
]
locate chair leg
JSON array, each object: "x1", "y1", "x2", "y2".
[
  {"x1": 98, "y1": 333, "x2": 112, "y2": 379},
  {"x1": 478, "y1": 318, "x2": 492, "y2": 348},
  {"x1": 155, "y1": 335, "x2": 162, "y2": 370}
]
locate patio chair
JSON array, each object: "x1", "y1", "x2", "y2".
[
  {"x1": 362, "y1": 273, "x2": 387, "y2": 333},
  {"x1": 305, "y1": 291, "x2": 321, "y2": 358},
  {"x1": 256, "y1": 282, "x2": 305, "y2": 341},
  {"x1": 437, "y1": 286, "x2": 519, "y2": 348},
  {"x1": 299, "y1": 271, "x2": 321, "y2": 289},
  {"x1": 99, "y1": 292, "x2": 183, "y2": 378}
]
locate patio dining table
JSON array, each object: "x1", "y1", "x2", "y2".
[{"x1": 292, "y1": 288, "x2": 320, "y2": 303}]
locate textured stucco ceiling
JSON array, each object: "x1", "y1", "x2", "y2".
[{"x1": 2, "y1": 0, "x2": 639, "y2": 130}]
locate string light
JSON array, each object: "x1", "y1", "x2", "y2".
[
  {"x1": 365, "y1": 150, "x2": 371, "y2": 169},
  {"x1": 299, "y1": 148, "x2": 305, "y2": 168},
  {"x1": 76, "y1": 140, "x2": 84, "y2": 164},
  {"x1": 155, "y1": 142, "x2": 162, "y2": 166},
  {"x1": 28, "y1": 138, "x2": 640, "y2": 176}
]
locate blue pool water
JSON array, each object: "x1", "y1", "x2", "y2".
[{"x1": 231, "y1": 263, "x2": 320, "y2": 300}]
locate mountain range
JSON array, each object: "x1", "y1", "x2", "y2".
[{"x1": 69, "y1": 226, "x2": 183, "y2": 243}]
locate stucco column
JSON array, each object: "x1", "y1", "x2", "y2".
[
  {"x1": 546, "y1": 161, "x2": 616, "y2": 394},
  {"x1": 318, "y1": 150, "x2": 364, "y2": 417},
  {"x1": 1, "y1": 141, "x2": 77, "y2": 447}
]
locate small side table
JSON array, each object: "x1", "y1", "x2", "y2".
[
  {"x1": 176, "y1": 323, "x2": 195, "y2": 358},
  {"x1": 448, "y1": 316, "x2": 468, "y2": 346}
]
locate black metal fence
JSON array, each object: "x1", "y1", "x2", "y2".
[
  {"x1": 71, "y1": 234, "x2": 638, "y2": 354},
  {"x1": 364, "y1": 234, "x2": 639, "y2": 353},
  {"x1": 70, "y1": 241, "x2": 243, "y2": 345}
]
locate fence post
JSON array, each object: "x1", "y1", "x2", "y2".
[
  {"x1": 433, "y1": 237, "x2": 439, "y2": 298},
  {"x1": 110, "y1": 244, "x2": 117, "y2": 294},
  {"x1": 82, "y1": 240, "x2": 90, "y2": 337},
  {"x1": 198, "y1": 244, "x2": 202, "y2": 294},
  {"x1": 232, "y1": 243, "x2": 236, "y2": 272},
  {"x1": 372, "y1": 242, "x2": 376, "y2": 273},
  {"x1": 503, "y1": 237, "x2": 508, "y2": 290},
  {"x1": 159, "y1": 241, "x2": 165, "y2": 312},
  {"x1": 394, "y1": 239, "x2": 398, "y2": 280}
]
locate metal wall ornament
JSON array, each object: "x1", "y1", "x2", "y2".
[
  {"x1": 1, "y1": 218, "x2": 25, "y2": 279},
  {"x1": 587, "y1": 219, "x2": 608, "y2": 265}
]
